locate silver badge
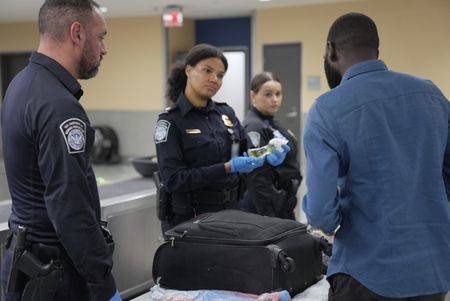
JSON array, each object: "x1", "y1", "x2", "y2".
[
  {"x1": 154, "y1": 120, "x2": 171, "y2": 144},
  {"x1": 59, "y1": 118, "x2": 86, "y2": 154},
  {"x1": 247, "y1": 131, "x2": 261, "y2": 148}
]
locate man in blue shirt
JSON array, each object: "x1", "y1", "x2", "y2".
[{"x1": 303, "y1": 12, "x2": 450, "y2": 301}]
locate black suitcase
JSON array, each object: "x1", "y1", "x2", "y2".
[{"x1": 152, "y1": 209, "x2": 324, "y2": 295}]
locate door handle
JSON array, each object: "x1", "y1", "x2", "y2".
[{"x1": 286, "y1": 106, "x2": 298, "y2": 118}]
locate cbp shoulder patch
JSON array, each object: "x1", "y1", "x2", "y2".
[
  {"x1": 59, "y1": 118, "x2": 86, "y2": 154},
  {"x1": 247, "y1": 131, "x2": 261, "y2": 148},
  {"x1": 154, "y1": 120, "x2": 171, "y2": 144}
]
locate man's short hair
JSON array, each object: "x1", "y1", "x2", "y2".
[
  {"x1": 38, "y1": 0, "x2": 100, "y2": 41},
  {"x1": 327, "y1": 12, "x2": 379, "y2": 52}
]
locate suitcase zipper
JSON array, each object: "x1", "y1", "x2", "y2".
[{"x1": 169, "y1": 226, "x2": 305, "y2": 246}]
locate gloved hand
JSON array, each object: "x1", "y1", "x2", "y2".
[
  {"x1": 267, "y1": 144, "x2": 290, "y2": 166},
  {"x1": 109, "y1": 290, "x2": 122, "y2": 301},
  {"x1": 230, "y1": 153, "x2": 265, "y2": 173}
]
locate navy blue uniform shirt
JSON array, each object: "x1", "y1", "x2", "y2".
[
  {"x1": 1, "y1": 52, "x2": 116, "y2": 300},
  {"x1": 303, "y1": 59, "x2": 450, "y2": 297},
  {"x1": 242, "y1": 108, "x2": 301, "y2": 218},
  {"x1": 154, "y1": 93, "x2": 246, "y2": 216}
]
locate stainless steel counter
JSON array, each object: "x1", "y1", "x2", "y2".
[{"x1": 0, "y1": 176, "x2": 162, "y2": 301}]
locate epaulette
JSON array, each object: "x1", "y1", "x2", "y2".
[
  {"x1": 214, "y1": 101, "x2": 228, "y2": 106},
  {"x1": 159, "y1": 105, "x2": 178, "y2": 116}
]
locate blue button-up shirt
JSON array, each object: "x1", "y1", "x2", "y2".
[{"x1": 303, "y1": 59, "x2": 450, "y2": 297}]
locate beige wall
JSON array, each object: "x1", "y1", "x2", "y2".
[
  {"x1": 254, "y1": 0, "x2": 450, "y2": 111},
  {"x1": 82, "y1": 16, "x2": 164, "y2": 111},
  {"x1": 0, "y1": 21, "x2": 38, "y2": 51},
  {"x1": 1, "y1": 0, "x2": 449, "y2": 113},
  {"x1": 167, "y1": 18, "x2": 195, "y2": 65},
  {"x1": 0, "y1": 16, "x2": 165, "y2": 111}
]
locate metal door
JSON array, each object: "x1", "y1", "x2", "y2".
[{"x1": 263, "y1": 43, "x2": 301, "y2": 142}]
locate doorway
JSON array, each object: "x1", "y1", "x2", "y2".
[
  {"x1": 1, "y1": 52, "x2": 31, "y2": 100},
  {"x1": 263, "y1": 43, "x2": 301, "y2": 142},
  {"x1": 214, "y1": 47, "x2": 249, "y2": 122}
]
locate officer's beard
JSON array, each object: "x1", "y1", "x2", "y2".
[
  {"x1": 324, "y1": 58, "x2": 342, "y2": 89},
  {"x1": 78, "y1": 37, "x2": 100, "y2": 80}
]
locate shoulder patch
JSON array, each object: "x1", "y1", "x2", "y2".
[
  {"x1": 154, "y1": 120, "x2": 171, "y2": 144},
  {"x1": 59, "y1": 118, "x2": 86, "y2": 154},
  {"x1": 247, "y1": 131, "x2": 261, "y2": 148}
]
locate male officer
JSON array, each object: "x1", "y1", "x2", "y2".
[{"x1": 1, "y1": 1, "x2": 121, "y2": 300}]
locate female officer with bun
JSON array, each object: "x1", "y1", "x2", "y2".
[
  {"x1": 154, "y1": 44, "x2": 289, "y2": 234},
  {"x1": 241, "y1": 72, "x2": 301, "y2": 220}
]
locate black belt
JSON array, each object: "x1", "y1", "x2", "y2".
[
  {"x1": 6, "y1": 233, "x2": 68, "y2": 266},
  {"x1": 192, "y1": 185, "x2": 241, "y2": 205}
]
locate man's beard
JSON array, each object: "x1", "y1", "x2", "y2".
[
  {"x1": 79, "y1": 42, "x2": 100, "y2": 79},
  {"x1": 324, "y1": 59, "x2": 342, "y2": 89}
]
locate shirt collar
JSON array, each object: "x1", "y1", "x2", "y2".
[
  {"x1": 176, "y1": 93, "x2": 216, "y2": 117},
  {"x1": 251, "y1": 106, "x2": 274, "y2": 123},
  {"x1": 341, "y1": 59, "x2": 388, "y2": 84},
  {"x1": 30, "y1": 51, "x2": 84, "y2": 100}
]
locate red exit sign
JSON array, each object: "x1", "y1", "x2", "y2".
[{"x1": 163, "y1": 10, "x2": 183, "y2": 27}]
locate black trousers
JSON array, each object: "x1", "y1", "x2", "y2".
[{"x1": 328, "y1": 273, "x2": 446, "y2": 301}]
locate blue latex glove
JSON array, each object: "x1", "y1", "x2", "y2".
[
  {"x1": 109, "y1": 290, "x2": 122, "y2": 301},
  {"x1": 230, "y1": 153, "x2": 265, "y2": 173},
  {"x1": 267, "y1": 144, "x2": 290, "y2": 166}
]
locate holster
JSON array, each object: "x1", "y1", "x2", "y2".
[
  {"x1": 153, "y1": 171, "x2": 173, "y2": 220},
  {"x1": 100, "y1": 220, "x2": 115, "y2": 254},
  {"x1": 286, "y1": 178, "x2": 301, "y2": 209},
  {"x1": 21, "y1": 266, "x2": 63, "y2": 301},
  {"x1": 7, "y1": 226, "x2": 64, "y2": 301}
]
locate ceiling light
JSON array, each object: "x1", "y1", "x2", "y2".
[{"x1": 100, "y1": 6, "x2": 108, "y2": 13}]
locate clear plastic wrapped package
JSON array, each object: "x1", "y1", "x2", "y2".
[{"x1": 248, "y1": 137, "x2": 288, "y2": 158}]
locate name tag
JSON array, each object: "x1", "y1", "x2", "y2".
[{"x1": 186, "y1": 129, "x2": 201, "y2": 134}]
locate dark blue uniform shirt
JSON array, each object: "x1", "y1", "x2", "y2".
[
  {"x1": 154, "y1": 93, "x2": 246, "y2": 216},
  {"x1": 242, "y1": 108, "x2": 302, "y2": 218},
  {"x1": 1, "y1": 52, "x2": 116, "y2": 300}
]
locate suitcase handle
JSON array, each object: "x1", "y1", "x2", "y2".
[
  {"x1": 278, "y1": 251, "x2": 296, "y2": 273},
  {"x1": 267, "y1": 245, "x2": 296, "y2": 273}
]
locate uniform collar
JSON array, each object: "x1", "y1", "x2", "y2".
[
  {"x1": 30, "y1": 51, "x2": 84, "y2": 100},
  {"x1": 341, "y1": 59, "x2": 388, "y2": 84},
  {"x1": 251, "y1": 106, "x2": 274, "y2": 123},
  {"x1": 176, "y1": 93, "x2": 216, "y2": 117}
]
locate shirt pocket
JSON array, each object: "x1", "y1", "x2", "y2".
[{"x1": 181, "y1": 134, "x2": 213, "y2": 166}]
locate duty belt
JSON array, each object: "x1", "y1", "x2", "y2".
[
  {"x1": 192, "y1": 185, "x2": 241, "y2": 205},
  {"x1": 6, "y1": 233, "x2": 67, "y2": 266},
  {"x1": 5, "y1": 227, "x2": 65, "y2": 299}
]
